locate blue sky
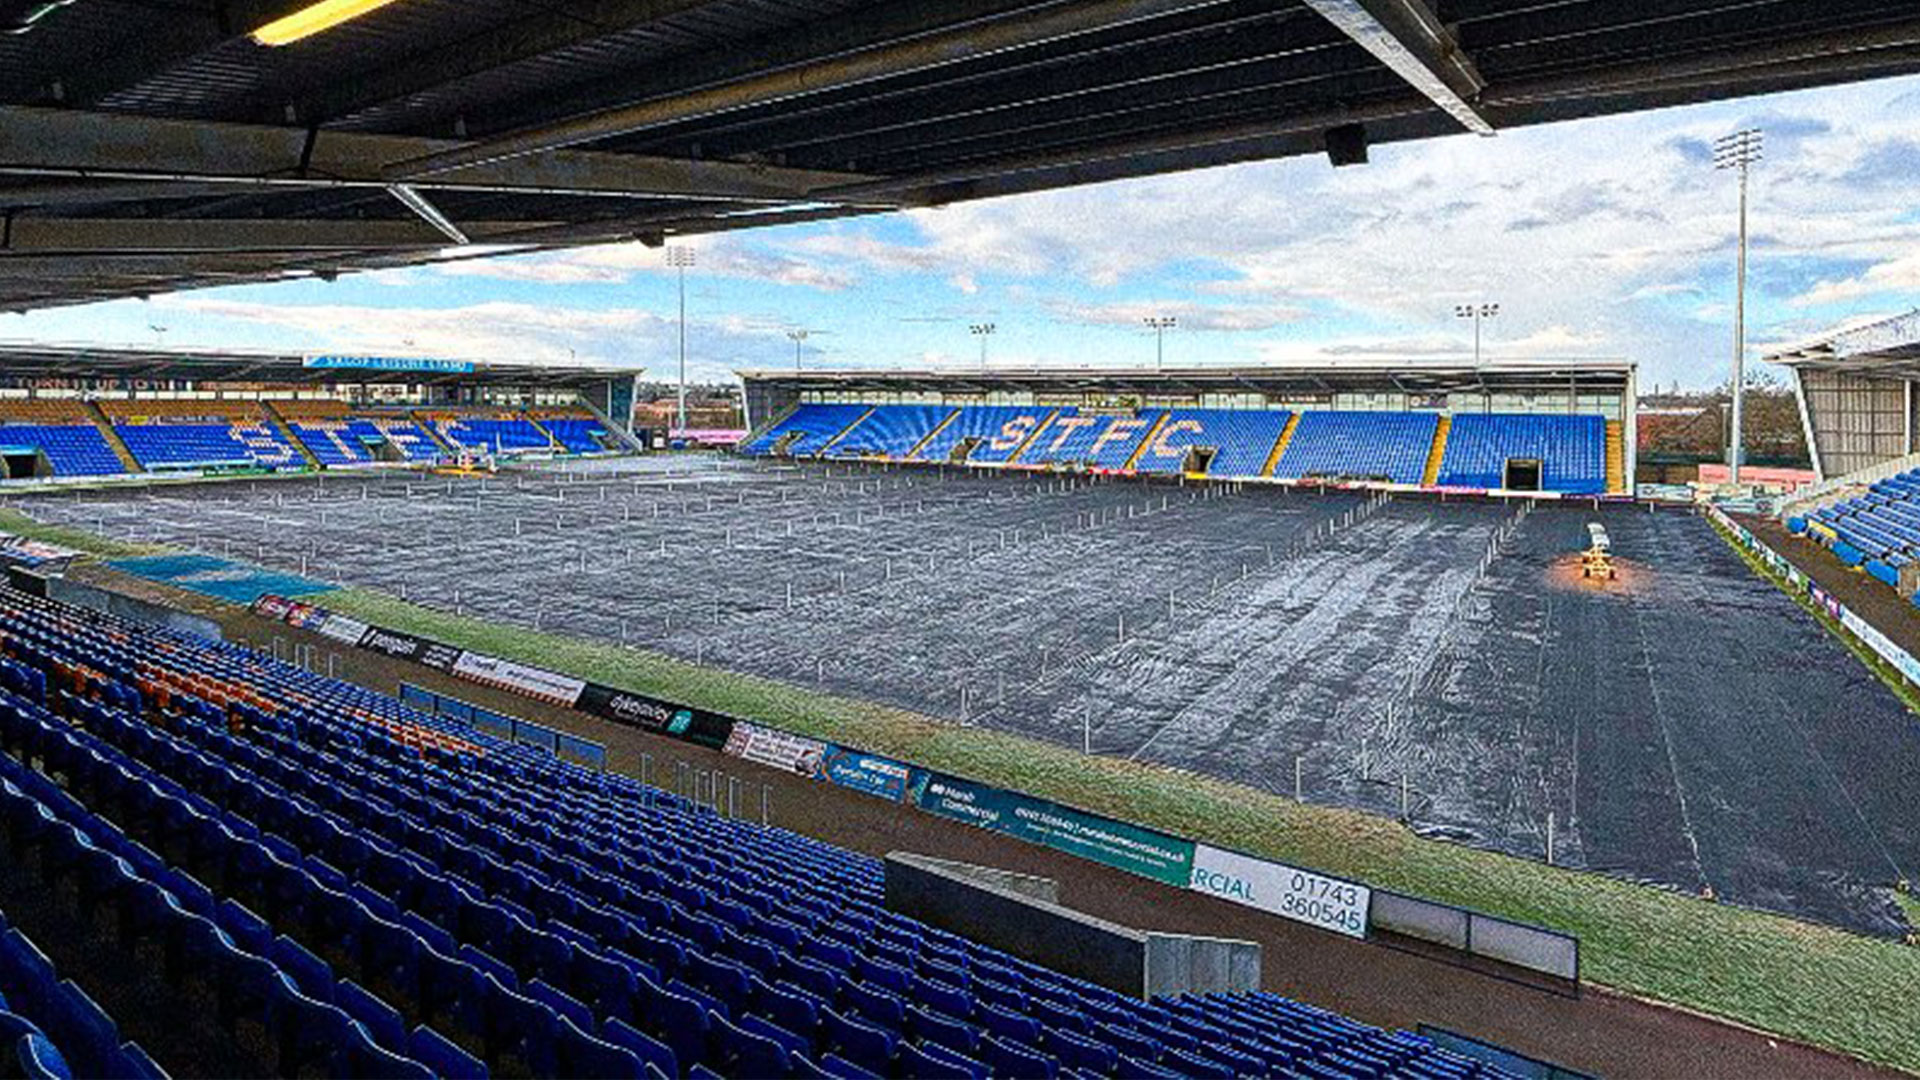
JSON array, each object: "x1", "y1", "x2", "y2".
[{"x1": 6, "y1": 74, "x2": 1920, "y2": 390}]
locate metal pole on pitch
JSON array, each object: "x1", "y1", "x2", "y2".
[
  {"x1": 1083, "y1": 705, "x2": 1092, "y2": 754},
  {"x1": 1547, "y1": 811, "x2": 1556, "y2": 866},
  {"x1": 1295, "y1": 755, "x2": 1303, "y2": 802}
]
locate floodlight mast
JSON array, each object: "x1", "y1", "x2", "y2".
[
  {"x1": 786, "y1": 329, "x2": 810, "y2": 371},
  {"x1": 1715, "y1": 128, "x2": 1763, "y2": 486},
  {"x1": 667, "y1": 246, "x2": 696, "y2": 433},
  {"x1": 969, "y1": 323, "x2": 996, "y2": 369},
  {"x1": 1453, "y1": 303, "x2": 1499, "y2": 366},
  {"x1": 1143, "y1": 316, "x2": 1177, "y2": 372}
]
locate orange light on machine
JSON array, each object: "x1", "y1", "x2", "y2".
[{"x1": 251, "y1": 0, "x2": 405, "y2": 46}]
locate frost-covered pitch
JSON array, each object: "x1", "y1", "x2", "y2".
[{"x1": 23, "y1": 455, "x2": 1920, "y2": 938}]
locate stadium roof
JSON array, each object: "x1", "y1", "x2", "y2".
[
  {"x1": 736, "y1": 358, "x2": 1633, "y2": 396},
  {"x1": 0, "y1": 342, "x2": 637, "y2": 389},
  {"x1": 3, "y1": 0, "x2": 1918, "y2": 312},
  {"x1": 1765, "y1": 309, "x2": 1920, "y2": 376}
]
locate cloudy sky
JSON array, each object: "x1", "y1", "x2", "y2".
[{"x1": 6, "y1": 73, "x2": 1919, "y2": 389}]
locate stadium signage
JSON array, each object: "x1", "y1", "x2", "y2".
[
  {"x1": 575, "y1": 682, "x2": 735, "y2": 749},
  {"x1": 723, "y1": 722, "x2": 827, "y2": 775},
  {"x1": 452, "y1": 651, "x2": 586, "y2": 708},
  {"x1": 909, "y1": 772, "x2": 1196, "y2": 887},
  {"x1": 820, "y1": 745, "x2": 913, "y2": 802},
  {"x1": 316, "y1": 612, "x2": 371, "y2": 647},
  {"x1": 1188, "y1": 844, "x2": 1370, "y2": 939},
  {"x1": 304, "y1": 355, "x2": 476, "y2": 374}
]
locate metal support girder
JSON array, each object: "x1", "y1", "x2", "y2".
[
  {"x1": 1297, "y1": 0, "x2": 1492, "y2": 134},
  {"x1": 386, "y1": 0, "x2": 1241, "y2": 178},
  {"x1": 1484, "y1": 18, "x2": 1920, "y2": 113},
  {"x1": 0, "y1": 105, "x2": 883, "y2": 205},
  {"x1": 386, "y1": 184, "x2": 470, "y2": 245},
  {"x1": 815, "y1": 97, "x2": 1433, "y2": 201},
  {"x1": 0, "y1": 216, "x2": 563, "y2": 252}
]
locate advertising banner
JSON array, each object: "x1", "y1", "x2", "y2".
[
  {"x1": 358, "y1": 625, "x2": 463, "y2": 672},
  {"x1": 723, "y1": 722, "x2": 828, "y2": 775},
  {"x1": 909, "y1": 772, "x2": 1195, "y2": 886},
  {"x1": 819, "y1": 745, "x2": 913, "y2": 802},
  {"x1": 317, "y1": 612, "x2": 371, "y2": 647},
  {"x1": 1188, "y1": 844, "x2": 1370, "y2": 939},
  {"x1": 252, "y1": 594, "x2": 294, "y2": 621},
  {"x1": 575, "y1": 682, "x2": 736, "y2": 749},
  {"x1": 285, "y1": 601, "x2": 326, "y2": 631},
  {"x1": 451, "y1": 651, "x2": 586, "y2": 707}
]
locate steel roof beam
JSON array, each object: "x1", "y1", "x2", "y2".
[
  {"x1": 0, "y1": 106, "x2": 882, "y2": 206},
  {"x1": 0, "y1": 216, "x2": 563, "y2": 253},
  {"x1": 1297, "y1": 0, "x2": 1492, "y2": 134},
  {"x1": 387, "y1": 0, "x2": 1243, "y2": 178}
]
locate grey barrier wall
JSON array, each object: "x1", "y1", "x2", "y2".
[
  {"x1": 884, "y1": 852, "x2": 1260, "y2": 999},
  {"x1": 1142, "y1": 934, "x2": 1262, "y2": 998},
  {"x1": 1371, "y1": 890, "x2": 1579, "y2": 983},
  {"x1": 399, "y1": 682, "x2": 609, "y2": 771},
  {"x1": 25, "y1": 570, "x2": 225, "y2": 642}
]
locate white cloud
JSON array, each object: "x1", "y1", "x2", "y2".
[
  {"x1": 436, "y1": 237, "x2": 855, "y2": 291},
  {"x1": 1044, "y1": 297, "x2": 1308, "y2": 333},
  {"x1": 1793, "y1": 251, "x2": 1920, "y2": 306}
]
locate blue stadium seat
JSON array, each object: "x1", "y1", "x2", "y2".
[
  {"x1": 1277, "y1": 411, "x2": 1439, "y2": 485},
  {"x1": 1436, "y1": 413, "x2": 1605, "y2": 494},
  {"x1": 0, "y1": 586, "x2": 1514, "y2": 1080}
]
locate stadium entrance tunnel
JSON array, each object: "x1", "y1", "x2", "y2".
[
  {"x1": 1504, "y1": 459, "x2": 1542, "y2": 492},
  {"x1": 2, "y1": 448, "x2": 49, "y2": 480}
]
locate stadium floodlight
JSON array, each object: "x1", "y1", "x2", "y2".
[
  {"x1": 786, "y1": 329, "x2": 810, "y2": 371},
  {"x1": 252, "y1": 0, "x2": 406, "y2": 46},
  {"x1": 1715, "y1": 128, "x2": 1763, "y2": 486},
  {"x1": 1143, "y1": 316, "x2": 1177, "y2": 372},
  {"x1": 969, "y1": 323, "x2": 996, "y2": 369},
  {"x1": 667, "y1": 246, "x2": 696, "y2": 434},
  {"x1": 1453, "y1": 303, "x2": 1499, "y2": 367}
]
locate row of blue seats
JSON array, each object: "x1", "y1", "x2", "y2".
[
  {"x1": 1810, "y1": 469, "x2": 1920, "y2": 567},
  {"x1": 0, "y1": 903, "x2": 163, "y2": 1080},
  {"x1": 116, "y1": 423, "x2": 302, "y2": 470},
  {"x1": 0, "y1": 587, "x2": 1510, "y2": 1080},
  {"x1": 1435, "y1": 414, "x2": 1605, "y2": 494},
  {"x1": 542, "y1": 419, "x2": 608, "y2": 454},
  {"x1": 741, "y1": 405, "x2": 874, "y2": 457},
  {"x1": 1278, "y1": 412, "x2": 1436, "y2": 485},
  {"x1": 291, "y1": 420, "x2": 444, "y2": 467},
  {"x1": 746, "y1": 404, "x2": 1609, "y2": 492},
  {"x1": 439, "y1": 419, "x2": 551, "y2": 454},
  {"x1": 827, "y1": 407, "x2": 954, "y2": 460},
  {"x1": 0, "y1": 424, "x2": 125, "y2": 478}
]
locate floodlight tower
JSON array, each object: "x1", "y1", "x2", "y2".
[
  {"x1": 786, "y1": 329, "x2": 810, "y2": 371},
  {"x1": 969, "y1": 323, "x2": 996, "y2": 369},
  {"x1": 1715, "y1": 128, "x2": 1763, "y2": 486},
  {"x1": 667, "y1": 245, "x2": 696, "y2": 432},
  {"x1": 1453, "y1": 303, "x2": 1499, "y2": 366},
  {"x1": 1143, "y1": 316, "x2": 1177, "y2": 372}
]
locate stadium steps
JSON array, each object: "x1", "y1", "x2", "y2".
[
  {"x1": 82, "y1": 401, "x2": 144, "y2": 473},
  {"x1": 408, "y1": 410, "x2": 461, "y2": 458},
  {"x1": 904, "y1": 408, "x2": 961, "y2": 461},
  {"x1": 1121, "y1": 411, "x2": 1172, "y2": 471},
  {"x1": 1009, "y1": 408, "x2": 1063, "y2": 465},
  {"x1": 260, "y1": 401, "x2": 322, "y2": 469},
  {"x1": 522, "y1": 411, "x2": 564, "y2": 453},
  {"x1": 816, "y1": 405, "x2": 875, "y2": 457},
  {"x1": 1262, "y1": 412, "x2": 1301, "y2": 477},
  {"x1": 1422, "y1": 415, "x2": 1452, "y2": 486},
  {"x1": 1606, "y1": 419, "x2": 1626, "y2": 493}
]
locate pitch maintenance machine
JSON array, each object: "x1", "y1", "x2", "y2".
[{"x1": 1581, "y1": 522, "x2": 1616, "y2": 581}]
